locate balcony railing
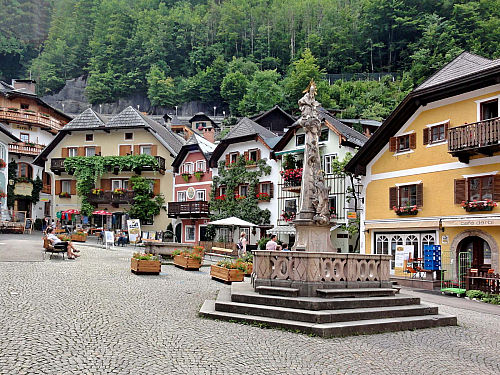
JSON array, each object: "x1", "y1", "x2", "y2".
[
  {"x1": 0, "y1": 107, "x2": 67, "y2": 133},
  {"x1": 448, "y1": 117, "x2": 500, "y2": 162},
  {"x1": 51, "y1": 155, "x2": 166, "y2": 175},
  {"x1": 167, "y1": 200, "x2": 210, "y2": 218},
  {"x1": 9, "y1": 142, "x2": 45, "y2": 156},
  {"x1": 87, "y1": 191, "x2": 135, "y2": 207}
]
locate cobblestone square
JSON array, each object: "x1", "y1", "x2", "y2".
[{"x1": 0, "y1": 239, "x2": 499, "y2": 374}]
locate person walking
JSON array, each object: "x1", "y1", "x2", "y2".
[
  {"x1": 265, "y1": 235, "x2": 278, "y2": 250},
  {"x1": 237, "y1": 232, "x2": 247, "y2": 258}
]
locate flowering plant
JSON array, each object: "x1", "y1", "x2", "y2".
[
  {"x1": 461, "y1": 199, "x2": 497, "y2": 211},
  {"x1": 215, "y1": 194, "x2": 226, "y2": 201},
  {"x1": 217, "y1": 260, "x2": 247, "y2": 271},
  {"x1": 0, "y1": 189, "x2": 6, "y2": 198},
  {"x1": 329, "y1": 206, "x2": 337, "y2": 220},
  {"x1": 392, "y1": 204, "x2": 419, "y2": 215},
  {"x1": 58, "y1": 234, "x2": 71, "y2": 241},
  {"x1": 256, "y1": 192, "x2": 271, "y2": 201},
  {"x1": 113, "y1": 188, "x2": 126, "y2": 195},
  {"x1": 281, "y1": 210, "x2": 296, "y2": 222},
  {"x1": 0, "y1": 159, "x2": 6, "y2": 168},
  {"x1": 91, "y1": 188, "x2": 103, "y2": 195},
  {"x1": 280, "y1": 168, "x2": 303, "y2": 186},
  {"x1": 172, "y1": 248, "x2": 203, "y2": 261},
  {"x1": 59, "y1": 192, "x2": 71, "y2": 198},
  {"x1": 181, "y1": 172, "x2": 191, "y2": 182},
  {"x1": 197, "y1": 126, "x2": 203, "y2": 131},
  {"x1": 235, "y1": 194, "x2": 246, "y2": 200},
  {"x1": 194, "y1": 170, "x2": 204, "y2": 180},
  {"x1": 132, "y1": 252, "x2": 160, "y2": 261}
]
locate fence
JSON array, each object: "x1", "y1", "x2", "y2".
[
  {"x1": 325, "y1": 72, "x2": 399, "y2": 84},
  {"x1": 466, "y1": 270, "x2": 500, "y2": 294}
]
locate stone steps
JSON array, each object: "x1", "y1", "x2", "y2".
[
  {"x1": 200, "y1": 300, "x2": 456, "y2": 338},
  {"x1": 256, "y1": 286, "x2": 299, "y2": 297},
  {"x1": 316, "y1": 288, "x2": 397, "y2": 298}
]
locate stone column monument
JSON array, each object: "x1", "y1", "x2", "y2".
[{"x1": 291, "y1": 80, "x2": 336, "y2": 252}]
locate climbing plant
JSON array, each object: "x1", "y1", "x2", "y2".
[
  {"x1": 63, "y1": 155, "x2": 159, "y2": 216},
  {"x1": 127, "y1": 176, "x2": 165, "y2": 223},
  {"x1": 209, "y1": 155, "x2": 271, "y2": 225},
  {"x1": 6, "y1": 161, "x2": 43, "y2": 209}
]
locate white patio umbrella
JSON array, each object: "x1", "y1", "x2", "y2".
[{"x1": 206, "y1": 217, "x2": 257, "y2": 227}]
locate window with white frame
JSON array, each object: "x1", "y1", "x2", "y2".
[
  {"x1": 184, "y1": 162, "x2": 194, "y2": 174},
  {"x1": 196, "y1": 189, "x2": 206, "y2": 201},
  {"x1": 140, "y1": 145, "x2": 152, "y2": 155},
  {"x1": 61, "y1": 180, "x2": 71, "y2": 194},
  {"x1": 422, "y1": 234, "x2": 435, "y2": 246},
  {"x1": 324, "y1": 154, "x2": 336, "y2": 174},
  {"x1": 230, "y1": 152, "x2": 238, "y2": 164},
  {"x1": 177, "y1": 191, "x2": 186, "y2": 202},
  {"x1": 68, "y1": 147, "x2": 78, "y2": 157},
  {"x1": 196, "y1": 160, "x2": 206, "y2": 172},
  {"x1": 219, "y1": 186, "x2": 226, "y2": 196},
  {"x1": 85, "y1": 147, "x2": 95, "y2": 156},
  {"x1": 260, "y1": 183, "x2": 271, "y2": 195},
  {"x1": 112, "y1": 180, "x2": 129, "y2": 191},
  {"x1": 376, "y1": 235, "x2": 389, "y2": 255},
  {"x1": 284, "y1": 199, "x2": 297, "y2": 213},
  {"x1": 185, "y1": 226, "x2": 195, "y2": 241}
]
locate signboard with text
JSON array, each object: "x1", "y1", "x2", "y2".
[
  {"x1": 394, "y1": 245, "x2": 414, "y2": 277},
  {"x1": 127, "y1": 219, "x2": 141, "y2": 243}
]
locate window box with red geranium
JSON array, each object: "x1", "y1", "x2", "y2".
[
  {"x1": 281, "y1": 210, "x2": 296, "y2": 222},
  {"x1": 113, "y1": 188, "x2": 126, "y2": 195},
  {"x1": 235, "y1": 194, "x2": 246, "y2": 200},
  {"x1": 0, "y1": 159, "x2": 6, "y2": 169},
  {"x1": 393, "y1": 204, "x2": 419, "y2": 216},
  {"x1": 215, "y1": 194, "x2": 227, "y2": 201},
  {"x1": 59, "y1": 192, "x2": 71, "y2": 198},
  {"x1": 0, "y1": 189, "x2": 6, "y2": 199},
  {"x1": 280, "y1": 168, "x2": 303, "y2": 188},
  {"x1": 461, "y1": 200, "x2": 497, "y2": 212},
  {"x1": 256, "y1": 192, "x2": 271, "y2": 202},
  {"x1": 91, "y1": 188, "x2": 103, "y2": 195}
]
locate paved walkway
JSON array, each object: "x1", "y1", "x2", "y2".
[{"x1": 0, "y1": 236, "x2": 499, "y2": 374}]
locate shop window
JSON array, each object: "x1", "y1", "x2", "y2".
[
  {"x1": 422, "y1": 234, "x2": 435, "y2": 246},
  {"x1": 406, "y1": 235, "x2": 419, "y2": 260},
  {"x1": 376, "y1": 235, "x2": 389, "y2": 255},
  {"x1": 296, "y1": 134, "x2": 305, "y2": 146},
  {"x1": 480, "y1": 99, "x2": 498, "y2": 120},
  {"x1": 86, "y1": 134, "x2": 93, "y2": 142},
  {"x1": 468, "y1": 175, "x2": 493, "y2": 201},
  {"x1": 390, "y1": 235, "x2": 403, "y2": 270},
  {"x1": 319, "y1": 128, "x2": 329, "y2": 142}
]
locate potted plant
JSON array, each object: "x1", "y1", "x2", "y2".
[
  {"x1": 59, "y1": 192, "x2": 71, "y2": 198},
  {"x1": 173, "y1": 248, "x2": 203, "y2": 270},
  {"x1": 131, "y1": 252, "x2": 161, "y2": 274},
  {"x1": 57, "y1": 234, "x2": 71, "y2": 242},
  {"x1": 393, "y1": 204, "x2": 419, "y2": 216},
  {"x1": 256, "y1": 192, "x2": 271, "y2": 202},
  {"x1": 91, "y1": 188, "x2": 104, "y2": 195},
  {"x1": 281, "y1": 210, "x2": 296, "y2": 222},
  {"x1": 0, "y1": 189, "x2": 6, "y2": 199},
  {"x1": 0, "y1": 159, "x2": 6, "y2": 168},
  {"x1": 210, "y1": 260, "x2": 245, "y2": 283},
  {"x1": 215, "y1": 194, "x2": 226, "y2": 201},
  {"x1": 194, "y1": 170, "x2": 204, "y2": 180},
  {"x1": 71, "y1": 231, "x2": 87, "y2": 242},
  {"x1": 181, "y1": 172, "x2": 191, "y2": 182},
  {"x1": 280, "y1": 168, "x2": 303, "y2": 188},
  {"x1": 113, "y1": 187, "x2": 126, "y2": 195},
  {"x1": 40, "y1": 113, "x2": 50, "y2": 118},
  {"x1": 235, "y1": 253, "x2": 253, "y2": 276},
  {"x1": 461, "y1": 199, "x2": 497, "y2": 212},
  {"x1": 245, "y1": 159, "x2": 257, "y2": 167},
  {"x1": 7, "y1": 107, "x2": 19, "y2": 112}
]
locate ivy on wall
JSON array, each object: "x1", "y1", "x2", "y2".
[
  {"x1": 209, "y1": 155, "x2": 271, "y2": 225},
  {"x1": 7, "y1": 161, "x2": 43, "y2": 209},
  {"x1": 64, "y1": 155, "x2": 160, "y2": 216}
]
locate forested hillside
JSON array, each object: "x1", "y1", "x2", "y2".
[{"x1": 2, "y1": 0, "x2": 500, "y2": 118}]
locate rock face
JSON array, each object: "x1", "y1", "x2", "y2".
[{"x1": 41, "y1": 75, "x2": 228, "y2": 116}]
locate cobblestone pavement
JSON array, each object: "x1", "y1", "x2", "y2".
[{"x1": 0, "y1": 243, "x2": 499, "y2": 374}]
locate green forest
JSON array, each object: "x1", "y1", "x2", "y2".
[{"x1": 2, "y1": 0, "x2": 500, "y2": 118}]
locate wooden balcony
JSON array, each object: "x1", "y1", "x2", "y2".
[
  {"x1": 448, "y1": 117, "x2": 500, "y2": 163},
  {"x1": 167, "y1": 201, "x2": 210, "y2": 218},
  {"x1": 51, "y1": 156, "x2": 166, "y2": 175},
  {"x1": 0, "y1": 107, "x2": 66, "y2": 133},
  {"x1": 9, "y1": 142, "x2": 45, "y2": 156},
  {"x1": 42, "y1": 184, "x2": 51, "y2": 194},
  {"x1": 87, "y1": 191, "x2": 135, "y2": 208}
]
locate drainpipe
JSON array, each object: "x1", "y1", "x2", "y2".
[{"x1": 46, "y1": 166, "x2": 57, "y2": 220}]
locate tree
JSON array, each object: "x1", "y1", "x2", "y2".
[
  {"x1": 221, "y1": 71, "x2": 248, "y2": 115},
  {"x1": 146, "y1": 65, "x2": 175, "y2": 108},
  {"x1": 238, "y1": 69, "x2": 283, "y2": 115}
]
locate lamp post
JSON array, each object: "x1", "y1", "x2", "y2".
[
  {"x1": 99, "y1": 104, "x2": 102, "y2": 114},
  {"x1": 213, "y1": 106, "x2": 216, "y2": 117},
  {"x1": 175, "y1": 106, "x2": 178, "y2": 116},
  {"x1": 62, "y1": 103, "x2": 65, "y2": 113},
  {"x1": 355, "y1": 180, "x2": 364, "y2": 205},
  {"x1": 223, "y1": 110, "x2": 226, "y2": 118}
]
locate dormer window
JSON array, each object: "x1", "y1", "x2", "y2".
[{"x1": 296, "y1": 134, "x2": 305, "y2": 146}]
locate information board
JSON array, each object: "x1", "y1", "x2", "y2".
[{"x1": 127, "y1": 219, "x2": 141, "y2": 243}]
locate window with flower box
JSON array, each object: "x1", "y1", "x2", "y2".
[
  {"x1": 454, "y1": 175, "x2": 500, "y2": 211},
  {"x1": 389, "y1": 183, "x2": 423, "y2": 214},
  {"x1": 389, "y1": 133, "x2": 416, "y2": 153},
  {"x1": 196, "y1": 160, "x2": 206, "y2": 172},
  {"x1": 225, "y1": 152, "x2": 240, "y2": 166}
]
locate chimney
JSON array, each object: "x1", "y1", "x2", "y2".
[
  {"x1": 203, "y1": 127, "x2": 215, "y2": 144},
  {"x1": 12, "y1": 79, "x2": 36, "y2": 94}
]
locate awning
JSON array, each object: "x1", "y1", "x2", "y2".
[
  {"x1": 267, "y1": 225, "x2": 296, "y2": 235},
  {"x1": 364, "y1": 220, "x2": 440, "y2": 230},
  {"x1": 442, "y1": 218, "x2": 500, "y2": 227}
]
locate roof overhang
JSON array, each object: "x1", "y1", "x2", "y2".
[{"x1": 209, "y1": 134, "x2": 261, "y2": 167}]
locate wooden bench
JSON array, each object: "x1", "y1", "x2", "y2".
[
  {"x1": 43, "y1": 238, "x2": 67, "y2": 260},
  {"x1": 206, "y1": 246, "x2": 234, "y2": 261}
]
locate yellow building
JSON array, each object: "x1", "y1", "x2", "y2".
[
  {"x1": 346, "y1": 52, "x2": 500, "y2": 286},
  {"x1": 34, "y1": 106, "x2": 184, "y2": 231}
]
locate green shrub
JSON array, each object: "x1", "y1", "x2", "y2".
[
  {"x1": 466, "y1": 290, "x2": 485, "y2": 299},
  {"x1": 258, "y1": 237, "x2": 270, "y2": 250}
]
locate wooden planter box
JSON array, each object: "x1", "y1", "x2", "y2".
[
  {"x1": 71, "y1": 234, "x2": 87, "y2": 242},
  {"x1": 131, "y1": 258, "x2": 161, "y2": 275},
  {"x1": 174, "y1": 255, "x2": 202, "y2": 270},
  {"x1": 210, "y1": 265, "x2": 244, "y2": 283},
  {"x1": 395, "y1": 211, "x2": 418, "y2": 216},
  {"x1": 244, "y1": 263, "x2": 253, "y2": 276}
]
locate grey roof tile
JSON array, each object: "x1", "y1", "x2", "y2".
[
  {"x1": 318, "y1": 108, "x2": 368, "y2": 147},
  {"x1": 223, "y1": 117, "x2": 277, "y2": 141},
  {"x1": 63, "y1": 108, "x2": 107, "y2": 129}
]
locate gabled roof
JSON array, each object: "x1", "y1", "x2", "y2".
[
  {"x1": 209, "y1": 117, "x2": 278, "y2": 167},
  {"x1": 188, "y1": 112, "x2": 217, "y2": 127},
  {"x1": 170, "y1": 115, "x2": 185, "y2": 126},
  {"x1": 345, "y1": 52, "x2": 500, "y2": 175},
  {"x1": 172, "y1": 133, "x2": 216, "y2": 172},
  {"x1": 63, "y1": 108, "x2": 107, "y2": 130},
  {"x1": 338, "y1": 119, "x2": 382, "y2": 128},
  {"x1": 272, "y1": 109, "x2": 367, "y2": 153},
  {"x1": 250, "y1": 105, "x2": 296, "y2": 123}
]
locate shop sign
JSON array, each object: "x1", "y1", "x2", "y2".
[
  {"x1": 14, "y1": 182, "x2": 33, "y2": 196},
  {"x1": 441, "y1": 235, "x2": 449, "y2": 244},
  {"x1": 40, "y1": 197, "x2": 49, "y2": 202},
  {"x1": 444, "y1": 219, "x2": 500, "y2": 227},
  {"x1": 347, "y1": 212, "x2": 357, "y2": 219},
  {"x1": 127, "y1": 219, "x2": 141, "y2": 243}
]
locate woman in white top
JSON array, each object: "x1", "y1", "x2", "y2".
[
  {"x1": 46, "y1": 227, "x2": 80, "y2": 259},
  {"x1": 238, "y1": 232, "x2": 247, "y2": 258}
]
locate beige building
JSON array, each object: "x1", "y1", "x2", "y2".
[{"x1": 34, "y1": 106, "x2": 184, "y2": 231}]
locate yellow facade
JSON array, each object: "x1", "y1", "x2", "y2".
[
  {"x1": 45, "y1": 129, "x2": 174, "y2": 231},
  {"x1": 362, "y1": 86, "x2": 500, "y2": 276}
]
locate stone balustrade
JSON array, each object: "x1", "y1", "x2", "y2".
[{"x1": 253, "y1": 251, "x2": 392, "y2": 295}]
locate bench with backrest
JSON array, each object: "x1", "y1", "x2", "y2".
[
  {"x1": 43, "y1": 237, "x2": 67, "y2": 260},
  {"x1": 205, "y1": 246, "x2": 235, "y2": 261}
]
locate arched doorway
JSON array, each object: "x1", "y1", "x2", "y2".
[
  {"x1": 175, "y1": 223, "x2": 182, "y2": 243},
  {"x1": 457, "y1": 236, "x2": 492, "y2": 271}
]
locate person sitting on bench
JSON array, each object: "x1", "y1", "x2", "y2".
[
  {"x1": 116, "y1": 231, "x2": 128, "y2": 247},
  {"x1": 46, "y1": 227, "x2": 80, "y2": 259}
]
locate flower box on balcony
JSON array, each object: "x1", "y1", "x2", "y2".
[
  {"x1": 393, "y1": 205, "x2": 419, "y2": 216},
  {"x1": 59, "y1": 192, "x2": 71, "y2": 198}
]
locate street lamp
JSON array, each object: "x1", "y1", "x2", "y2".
[
  {"x1": 213, "y1": 106, "x2": 216, "y2": 117},
  {"x1": 99, "y1": 104, "x2": 102, "y2": 114},
  {"x1": 175, "y1": 106, "x2": 178, "y2": 116},
  {"x1": 62, "y1": 103, "x2": 65, "y2": 113},
  {"x1": 354, "y1": 180, "x2": 364, "y2": 204},
  {"x1": 223, "y1": 110, "x2": 226, "y2": 118}
]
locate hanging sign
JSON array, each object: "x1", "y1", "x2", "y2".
[
  {"x1": 347, "y1": 212, "x2": 357, "y2": 219},
  {"x1": 127, "y1": 219, "x2": 141, "y2": 243},
  {"x1": 14, "y1": 182, "x2": 33, "y2": 196}
]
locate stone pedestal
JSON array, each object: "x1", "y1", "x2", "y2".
[{"x1": 291, "y1": 219, "x2": 337, "y2": 252}]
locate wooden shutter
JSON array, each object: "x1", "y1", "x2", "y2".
[
  {"x1": 234, "y1": 185, "x2": 239, "y2": 196},
  {"x1": 244, "y1": 151, "x2": 249, "y2": 160},
  {"x1": 454, "y1": 178, "x2": 466, "y2": 204},
  {"x1": 444, "y1": 122, "x2": 449, "y2": 140},
  {"x1": 409, "y1": 133, "x2": 417, "y2": 149},
  {"x1": 133, "y1": 145, "x2": 140, "y2": 155},
  {"x1": 389, "y1": 137, "x2": 397, "y2": 152},
  {"x1": 389, "y1": 187, "x2": 398, "y2": 209},
  {"x1": 61, "y1": 148, "x2": 68, "y2": 158},
  {"x1": 257, "y1": 149, "x2": 261, "y2": 160},
  {"x1": 493, "y1": 175, "x2": 500, "y2": 202},
  {"x1": 416, "y1": 183, "x2": 423, "y2": 207},
  {"x1": 77, "y1": 147, "x2": 85, "y2": 156},
  {"x1": 153, "y1": 179, "x2": 160, "y2": 196},
  {"x1": 269, "y1": 182, "x2": 274, "y2": 198},
  {"x1": 55, "y1": 180, "x2": 61, "y2": 195},
  {"x1": 423, "y1": 128, "x2": 429, "y2": 145},
  {"x1": 225, "y1": 154, "x2": 230, "y2": 166},
  {"x1": 151, "y1": 145, "x2": 157, "y2": 156},
  {"x1": 70, "y1": 180, "x2": 77, "y2": 195},
  {"x1": 95, "y1": 146, "x2": 101, "y2": 156},
  {"x1": 119, "y1": 145, "x2": 132, "y2": 156},
  {"x1": 101, "y1": 179, "x2": 111, "y2": 191}
]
